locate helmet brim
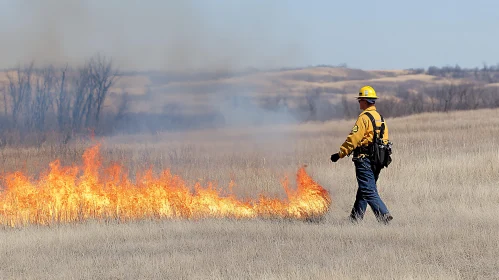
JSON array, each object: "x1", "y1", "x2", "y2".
[{"x1": 357, "y1": 97, "x2": 376, "y2": 104}]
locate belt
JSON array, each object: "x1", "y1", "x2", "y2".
[{"x1": 353, "y1": 145, "x2": 372, "y2": 157}]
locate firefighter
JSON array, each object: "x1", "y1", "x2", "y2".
[{"x1": 330, "y1": 85, "x2": 393, "y2": 224}]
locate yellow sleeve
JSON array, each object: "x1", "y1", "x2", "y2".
[
  {"x1": 338, "y1": 115, "x2": 368, "y2": 158},
  {"x1": 382, "y1": 121, "x2": 389, "y2": 143}
]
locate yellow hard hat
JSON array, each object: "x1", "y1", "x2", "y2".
[{"x1": 357, "y1": 85, "x2": 378, "y2": 99}]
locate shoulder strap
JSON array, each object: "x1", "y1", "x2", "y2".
[
  {"x1": 363, "y1": 111, "x2": 385, "y2": 139},
  {"x1": 379, "y1": 114, "x2": 385, "y2": 139}
]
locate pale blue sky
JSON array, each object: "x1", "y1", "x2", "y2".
[{"x1": 0, "y1": 0, "x2": 497, "y2": 71}]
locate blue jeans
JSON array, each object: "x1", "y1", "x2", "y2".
[{"x1": 350, "y1": 157, "x2": 390, "y2": 222}]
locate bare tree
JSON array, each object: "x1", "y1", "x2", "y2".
[
  {"x1": 88, "y1": 54, "x2": 119, "y2": 126},
  {"x1": 56, "y1": 65, "x2": 69, "y2": 132},
  {"x1": 428, "y1": 83, "x2": 456, "y2": 112},
  {"x1": 466, "y1": 85, "x2": 485, "y2": 110},
  {"x1": 7, "y1": 62, "x2": 34, "y2": 126},
  {"x1": 70, "y1": 62, "x2": 101, "y2": 132},
  {"x1": 30, "y1": 66, "x2": 56, "y2": 131}
]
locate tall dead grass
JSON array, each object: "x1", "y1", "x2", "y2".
[{"x1": 1, "y1": 108, "x2": 499, "y2": 279}]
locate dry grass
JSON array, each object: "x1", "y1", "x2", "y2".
[{"x1": 1, "y1": 108, "x2": 499, "y2": 279}]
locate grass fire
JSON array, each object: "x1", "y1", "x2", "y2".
[{"x1": 0, "y1": 144, "x2": 331, "y2": 227}]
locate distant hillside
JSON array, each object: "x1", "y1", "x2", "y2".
[
  {"x1": 1, "y1": 63, "x2": 499, "y2": 146},
  {"x1": 108, "y1": 64, "x2": 499, "y2": 118}
]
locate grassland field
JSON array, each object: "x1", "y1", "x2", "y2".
[{"x1": 1, "y1": 107, "x2": 499, "y2": 279}]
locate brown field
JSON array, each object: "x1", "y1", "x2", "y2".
[{"x1": 1, "y1": 107, "x2": 499, "y2": 279}]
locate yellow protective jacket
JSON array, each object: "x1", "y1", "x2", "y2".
[{"x1": 338, "y1": 106, "x2": 389, "y2": 158}]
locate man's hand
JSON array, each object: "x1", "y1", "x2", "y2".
[{"x1": 330, "y1": 153, "x2": 340, "y2": 163}]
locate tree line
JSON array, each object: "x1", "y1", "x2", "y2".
[
  {"x1": 340, "y1": 82, "x2": 499, "y2": 119},
  {"x1": 408, "y1": 63, "x2": 499, "y2": 83},
  {"x1": 260, "y1": 82, "x2": 499, "y2": 122},
  {"x1": 0, "y1": 54, "x2": 126, "y2": 146}
]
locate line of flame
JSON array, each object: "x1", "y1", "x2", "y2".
[{"x1": 0, "y1": 144, "x2": 331, "y2": 227}]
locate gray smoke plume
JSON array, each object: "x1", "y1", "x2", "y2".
[
  {"x1": 0, "y1": 0, "x2": 312, "y2": 140},
  {"x1": 0, "y1": 0, "x2": 305, "y2": 71}
]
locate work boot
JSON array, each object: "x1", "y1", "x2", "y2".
[
  {"x1": 349, "y1": 213, "x2": 363, "y2": 224},
  {"x1": 377, "y1": 213, "x2": 393, "y2": 225}
]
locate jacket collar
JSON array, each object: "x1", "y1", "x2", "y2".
[
  {"x1": 364, "y1": 106, "x2": 376, "y2": 112},
  {"x1": 360, "y1": 106, "x2": 376, "y2": 115}
]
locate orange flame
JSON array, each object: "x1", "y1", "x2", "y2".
[{"x1": 0, "y1": 144, "x2": 331, "y2": 227}]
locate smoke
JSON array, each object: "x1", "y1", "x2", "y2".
[
  {"x1": 0, "y1": 0, "x2": 305, "y2": 71},
  {"x1": 218, "y1": 92, "x2": 296, "y2": 127},
  {"x1": 0, "y1": 0, "x2": 312, "y2": 148},
  {"x1": 0, "y1": 0, "x2": 91, "y2": 68}
]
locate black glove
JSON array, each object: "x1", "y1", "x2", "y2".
[{"x1": 330, "y1": 153, "x2": 340, "y2": 163}]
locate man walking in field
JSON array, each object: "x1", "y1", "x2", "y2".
[{"x1": 330, "y1": 86, "x2": 393, "y2": 224}]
